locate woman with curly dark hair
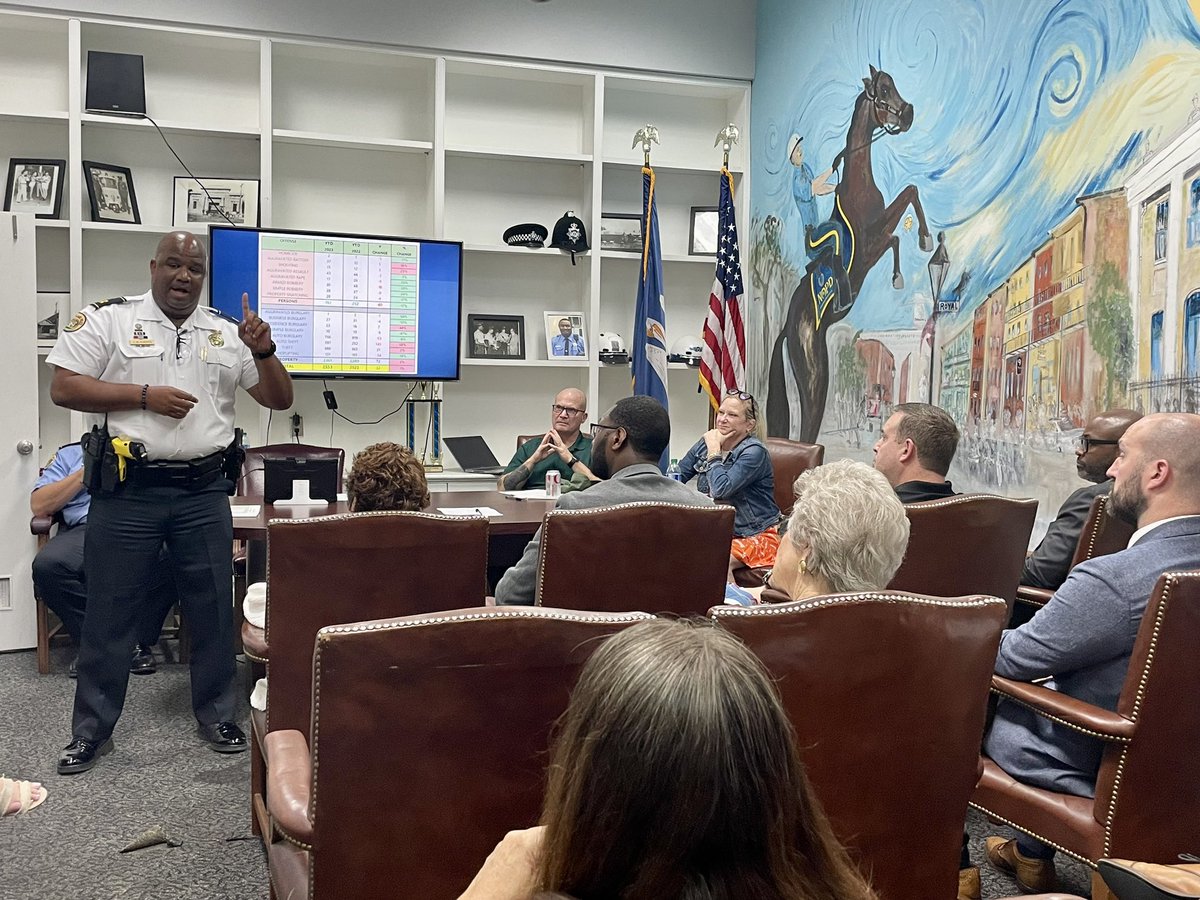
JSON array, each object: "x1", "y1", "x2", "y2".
[
  {"x1": 459, "y1": 618, "x2": 876, "y2": 900},
  {"x1": 345, "y1": 442, "x2": 430, "y2": 512}
]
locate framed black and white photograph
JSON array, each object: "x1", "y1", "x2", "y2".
[
  {"x1": 37, "y1": 291, "x2": 69, "y2": 349},
  {"x1": 689, "y1": 206, "x2": 719, "y2": 256},
  {"x1": 83, "y1": 160, "x2": 139, "y2": 224},
  {"x1": 173, "y1": 177, "x2": 260, "y2": 227},
  {"x1": 544, "y1": 311, "x2": 587, "y2": 359},
  {"x1": 4, "y1": 158, "x2": 66, "y2": 219},
  {"x1": 599, "y1": 212, "x2": 643, "y2": 252},
  {"x1": 468, "y1": 314, "x2": 525, "y2": 360}
]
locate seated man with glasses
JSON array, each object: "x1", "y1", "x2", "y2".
[
  {"x1": 498, "y1": 388, "x2": 594, "y2": 492},
  {"x1": 1020, "y1": 408, "x2": 1142, "y2": 591},
  {"x1": 495, "y1": 395, "x2": 713, "y2": 605}
]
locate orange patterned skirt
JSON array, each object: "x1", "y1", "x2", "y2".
[{"x1": 730, "y1": 525, "x2": 781, "y2": 569}]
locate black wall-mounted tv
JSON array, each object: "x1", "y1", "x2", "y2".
[{"x1": 208, "y1": 225, "x2": 463, "y2": 380}]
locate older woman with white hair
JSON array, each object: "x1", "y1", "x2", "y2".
[{"x1": 757, "y1": 459, "x2": 910, "y2": 602}]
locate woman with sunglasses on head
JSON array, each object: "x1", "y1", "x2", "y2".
[{"x1": 678, "y1": 391, "x2": 781, "y2": 577}]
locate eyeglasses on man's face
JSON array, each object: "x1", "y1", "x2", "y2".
[
  {"x1": 552, "y1": 404, "x2": 586, "y2": 417},
  {"x1": 1076, "y1": 435, "x2": 1119, "y2": 453},
  {"x1": 590, "y1": 422, "x2": 622, "y2": 438}
]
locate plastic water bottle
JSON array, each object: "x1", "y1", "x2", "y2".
[{"x1": 667, "y1": 458, "x2": 682, "y2": 481}]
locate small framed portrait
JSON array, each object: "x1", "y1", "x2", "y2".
[
  {"x1": 83, "y1": 160, "x2": 139, "y2": 224},
  {"x1": 173, "y1": 176, "x2": 260, "y2": 227},
  {"x1": 689, "y1": 206, "x2": 720, "y2": 256},
  {"x1": 599, "y1": 212, "x2": 643, "y2": 252},
  {"x1": 36, "y1": 291, "x2": 69, "y2": 348},
  {"x1": 544, "y1": 311, "x2": 587, "y2": 360},
  {"x1": 468, "y1": 314, "x2": 525, "y2": 360},
  {"x1": 4, "y1": 158, "x2": 66, "y2": 219}
]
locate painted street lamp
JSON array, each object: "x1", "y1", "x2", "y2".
[{"x1": 926, "y1": 231, "x2": 950, "y2": 402}]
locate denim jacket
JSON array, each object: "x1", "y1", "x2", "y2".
[{"x1": 679, "y1": 435, "x2": 780, "y2": 537}]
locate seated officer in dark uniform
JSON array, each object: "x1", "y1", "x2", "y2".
[
  {"x1": 31, "y1": 442, "x2": 177, "y2": 676},
  {"x1": 46, "y1": 230, "x2": 294, "y2": 775}
]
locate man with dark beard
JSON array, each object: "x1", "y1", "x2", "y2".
[
  {"x1": 494, "y1": 396, "x2": 712, "y2": 606},
  {"x1": 969, "y1": 413, "x2": 1200, "y2": 894}
]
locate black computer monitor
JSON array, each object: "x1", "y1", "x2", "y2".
[{"x1": 263, "y1": 456, "x2": 339, "y2": 504}]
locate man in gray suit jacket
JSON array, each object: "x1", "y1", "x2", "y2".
[
  {"x1": 976, "y1": 413, "x2": 1200, "y2": 894},
  {"x1": 495, "y1": 396, "x2": 712, "y2": 606},
  {"x1": 1021, "y1": 409, "x2": 1141, "y2": 590}
]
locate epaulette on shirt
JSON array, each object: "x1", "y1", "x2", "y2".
[
  {"x1": 89, "y1": 296, "x2": 128, "y2": 310},
  {"x1": 206, "y1": 305, "x2": 240, "y2": 325}
]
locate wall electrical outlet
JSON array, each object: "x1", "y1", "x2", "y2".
[
  {"x1": 0, "y1": 576, "x2": 11, "y2": 611},
  {"x1": 291, "y1": 413, "x2": 303, "y2": 438}
]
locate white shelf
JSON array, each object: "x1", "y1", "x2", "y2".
[
  {"x1": 446, "y1": 145, "x2": 592, "y2": 165},
  {"x1": 82, "y1": 221, "x2": 179, "y2": 234},
  {"x1": 0, "y1": 109, "x2": 67, "y2": 124},
  {"x1": 463, "y1": 242, "x2": 593, "y2": 260},
  {"x1": 461, "y1": 357, "x2": 590, "y2": 368},
  {"x1": 34, "y1": 219, "x2": 69, "y2": 229},
  {"x1": 81, "y1": 113, "x2": 259, "y2": 140},
  {"x1": 274, "y1": 129, "x2": 432, "y2": 154},
  {"x1": 602, "y1": 157, "x2": 743, "y2": 177}
]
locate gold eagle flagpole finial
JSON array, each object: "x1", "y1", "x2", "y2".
[
  {"x1": 715, "y1": 123, "x2": 740, "y2": 169},
  {"x1": 633, "y1": 125, "x2": 660, "y2": 166}
]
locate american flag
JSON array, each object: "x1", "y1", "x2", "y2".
[{"x1": 699, "y1": 168, "x2": 746, "y2": 410}]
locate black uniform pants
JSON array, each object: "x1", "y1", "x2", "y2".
[
  {"x1": 72, "y1": 479, "x2": 237, "y2": 742},
  {"x1": 32, "y1": 522, "x2": 178, "y2": 646}
]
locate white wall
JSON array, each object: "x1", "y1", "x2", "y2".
[{"x1": 9, "y1": 0, "x2": 757, "y2": 79}]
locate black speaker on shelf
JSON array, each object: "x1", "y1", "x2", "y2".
[{"x1": 85, "y1": 50, "x2": 146, "y2": 117}]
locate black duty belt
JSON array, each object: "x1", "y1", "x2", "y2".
[{"x1": 126, "y1": 450, "x2": 225, "y2": 489}]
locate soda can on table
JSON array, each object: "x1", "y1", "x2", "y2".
[{"x1": 545, "y1": 470, "x2": 561, "y2": 498}]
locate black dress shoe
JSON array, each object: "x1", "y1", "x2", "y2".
[
  {"x1": 198, "y1": 722, "x2": 248, "y2": 754},
  {"x1": 130, "y1": 644, "x2": 156, "y2": 675},
  {"x1": 58, "y1": 737, "x2": 114, "y2": 775}
]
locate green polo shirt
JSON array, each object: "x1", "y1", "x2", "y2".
[{"x1": 504, "y1": 432, "x2": 593, "y2": 487}]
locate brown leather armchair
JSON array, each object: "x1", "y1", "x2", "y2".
[
  {"x1": 888, "y1": 493, "x2": 1038, "y2": 614},
  {"x1": 971, "y1": 571, "x2": 1200, "y2": 899},
  {"x1": 247, "y1": 511, "x2": 489, "y2": 836},
  {"x1": 264, "y1": 606, "x2": 653, "y2": 900},
  {"x1": 1016, "y1": 493, "x2": 1134, "y2": 611},
  {"x1": 516, "y1": 433, "x2": 541, "y2": 449},
  {"x1": 710, "y1": 591, "x2": 1007, "y2": 900},
  {"x1": 535, "y1": 502, "x2": 735, "y2": 614},
  {"x1": 763, "y1": 436, "x2": 824, "y2": 514}
]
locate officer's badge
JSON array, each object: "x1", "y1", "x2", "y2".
[
  {"x1": 64, "y1": 312, "x2": 86, "y2": 333},
  {"x1": 130, "y1": 323, "x2": 155, "y2": 347},
  {"x1": 208, "y1": 331, "x2": 225, "y2": 347}
]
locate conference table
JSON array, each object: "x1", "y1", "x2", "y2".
[{"x1": 232, "y1": 490, "x2": 558, "y2": 588}]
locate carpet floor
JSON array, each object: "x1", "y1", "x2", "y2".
[{"x1": 0, "y1": 642, "x2": 1094, "y2": 899}]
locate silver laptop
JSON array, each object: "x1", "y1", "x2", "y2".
[{"x1": 443, "y1": 436, "x2": 507, "y2": 475}]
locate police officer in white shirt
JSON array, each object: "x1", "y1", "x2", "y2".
[{"x1": 47, "y1": 231, "x2": 294, "y2": 774}]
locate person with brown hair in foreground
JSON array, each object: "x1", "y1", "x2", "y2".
[{"x1": 458, "y1": 618, "x2": 876, "y2": 900}]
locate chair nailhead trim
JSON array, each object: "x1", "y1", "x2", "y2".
[{"x1": 967, "y1": 802, "x2": 1094, "y2": 867}]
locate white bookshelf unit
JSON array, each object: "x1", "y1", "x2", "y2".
[{"x1": 4, "y1": 8, "x2": 749, "y2": 462}]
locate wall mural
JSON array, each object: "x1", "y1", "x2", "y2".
[{"x1": 750, "y1": 0, "x2": 1200, "y2": 528}]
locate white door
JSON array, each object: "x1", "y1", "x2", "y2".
[{"x1": 0, "y1": 213, "x2": 40, "y2": 651}]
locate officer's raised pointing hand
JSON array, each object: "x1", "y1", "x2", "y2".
[{"x1": 238, "y1": 293, "x2": 273, "y2": 355}]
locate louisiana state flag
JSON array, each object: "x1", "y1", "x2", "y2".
[{"x1": 631, "y1": 164, "x2": 670, "y2": 469}]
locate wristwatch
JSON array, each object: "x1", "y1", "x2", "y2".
[
  {"x1": 253, "y1": 340, "x2": 277, "y2": 360},
  {"x1": 567, "y1": 455, "x2": 579, "y2": 467}
]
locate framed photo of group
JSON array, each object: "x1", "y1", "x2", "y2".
[
  {"x1": 4, "y1": 158, "x2": 66, "y2": 219},
  {"x1": 83, "y1": 160, "x2": 139, "y2": 224},
  {"x1": 599, "y1": 212, "x2": 642, "y2": 252},
  {"x1": 468, "y1": 314, "x2": 525, "y2": 360},
  {"x1": 544, "y1": 311, "x2": 587, "y2": 359}
]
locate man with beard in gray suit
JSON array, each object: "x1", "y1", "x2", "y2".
[
  {"x1": 495, "y1": 396, "x2": 712, "y2": 606},
  {"x1": 966, "y1": 413, "x2": 1200, "y2": 895}
]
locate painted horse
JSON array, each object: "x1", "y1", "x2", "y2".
[{"x1": 767, "y1": 65, "x2": 931, "y2": 441}]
